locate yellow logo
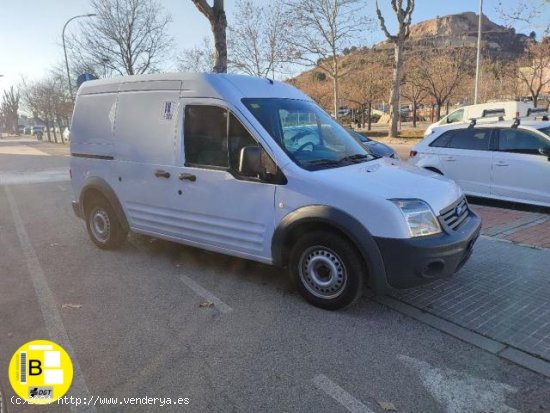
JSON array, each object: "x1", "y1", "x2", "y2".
[{"x1": 8, "y1": 339, "x2": 73, "y2": 404}]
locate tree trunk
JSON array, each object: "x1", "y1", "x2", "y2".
[
  {"x1": 367, "y1": 102, "x2": 372, "y2": 131},
  {"x1": 412, "y1": 101, "x2": 417, "y2": 128},
  {"x1": 436, "y1": 100, "x2": 442, "y2": 120},
  {"x1": 46, "y1": 123, "x2": 52, "y2": 142},
  {"x1": 532, "y1": 92, "x2": 538, "y2": 108},
  {"x1": 360, "y1": 104, "x2": 365, "y2": 129},
  {"x1": 211, "y1": 9, "x2": 228, "y2": 73},
  {"x1": 389, "y1": 42, "x2": 404, "y2": 138},
  {"x1": 445, "y1": 101, "x2": 450, "y2": 117},
  {"x1": 333, "y1": 59, "x2": 339, "y2": 121}
]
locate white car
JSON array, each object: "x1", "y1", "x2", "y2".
[{"x1": 410, "y1": 119, "x2": 550, "y2": 207}]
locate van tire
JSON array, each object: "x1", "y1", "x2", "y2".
[
  {"x1": 289, "y1": 231, "x2": 364, "y2": 310},
  {"x1": 85, "y1": 197, "x2": 127, "y2": 249}
]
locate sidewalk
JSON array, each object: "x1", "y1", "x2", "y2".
[{"x1": 472, "y1": 204, "x2": 550, "y2": 249}]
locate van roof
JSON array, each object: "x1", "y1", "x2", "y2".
[{"x1": 77, "y1": 72, "x2": 310, "y2": 102}]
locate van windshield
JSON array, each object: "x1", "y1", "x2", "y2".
[{"x1": 242, "y1": 98, "x2": 375, "y2": 170}]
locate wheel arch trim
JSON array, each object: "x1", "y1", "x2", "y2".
[
  {"x1": 271, "y1": 205, "x2": 391, "y2": 293},
  {"x1": 79, "y1": 177, "x2": 129, "y2": 231}
]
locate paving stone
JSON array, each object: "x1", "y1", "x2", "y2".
[{"x1": 392, "y1": 237, "x2": 550, "y2": 361}]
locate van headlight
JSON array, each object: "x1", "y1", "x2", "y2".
[{"x1": 390, "y1": 199, "x2": 442, "y2": 237}]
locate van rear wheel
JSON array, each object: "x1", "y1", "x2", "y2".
[
  {"x1": 85, "y1": 197, "x2": 127, "y2": 249},
  {"x1": 289, "y1": 231, "x2": 364, "y2": 310}
]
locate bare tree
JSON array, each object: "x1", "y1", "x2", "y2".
[
  {"x1": 401, "y1": 55, "x2": 427, "y2": 128},
  {"x1": 516, "y1": 39, "x2": 550, "y2": 107},
  {"x1": 191, "y1": 0, "x2": 227, "y2": 73},
  {"x1": 69, "y1": 0, "x2": 172, "y2": 76},
  {"x1": 284, "y1": 0, "x2": 366, "y2": 119},
  {"x1": 21, "y1": 77, "x2": 72, "y2": 143},
  {"x1": 342, "y1": 52, "x2": 391, "y2": 130},
  {"x1": 228, "y1": 0, "x2": 293, "y2": 78},
  {"x1": 375, "y1": 0, "x2": 415, "y2": 137},
  {"x1": 495, "y1": 0, "x2": 550, "y2": 36},
  {"x1": 1, "y1": 86, "x2": 20, "y2": 135},
  {"x1": 177, "y1": 37, "x2": 217, "y2": 72},
  {"x1": 412, "y1": 48, "x2": 474, "y2": 120}
]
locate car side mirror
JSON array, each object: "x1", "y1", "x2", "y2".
[
  {"x1": 239, "y1": 146, "x2": 284, "y2": 183},
  {"x1": 538, "y1": 146, "x2": 550, "y2": 161}
]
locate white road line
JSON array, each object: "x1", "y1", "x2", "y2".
[
  {"x1": 313, "y1": 374, "x2": 374, "y2": 413},
  {"x1": 5, "y1": 186, "x2": 95, "y2": 413},
  {"x1": 0, "y1": 169, "x2": 69, "y2": 185},
  {"x1": 179, "y1": 274, "x2": 233, "y2": 314}
]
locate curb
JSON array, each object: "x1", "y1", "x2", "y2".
[{"x1": 374, "y1": 295, "x2": 550, "y2": 378}]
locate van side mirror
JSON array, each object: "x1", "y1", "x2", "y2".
[
  {"x1": 538, "y1": 146, "x2": 550, "y2": 161},
  {"x1": 239, "y1": 146, "x2": 262, "y2": 176},
  {"x1": 239, "y1": 146, "x2": 284, "y2": 183}
]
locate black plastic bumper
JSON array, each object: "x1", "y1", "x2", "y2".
[
  {"x1": 374, "y1": 211, "x2": 481, "y2": 290},
  {"x1": 72, "y1": 201, "x2": 83, "y2": 219}
]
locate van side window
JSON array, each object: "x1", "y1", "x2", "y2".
[
  {"x1": 229, "y1": 113, "x2": 258, "y2": 170},
  {"x1": 184, "y1": 106, "x2": 229, "y2": 168}
]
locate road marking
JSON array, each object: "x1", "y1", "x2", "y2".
[
  {"x1": 398, "y1": 355, "x2": 520, "y2": 413},
  {"x1": 313, "y1": 374, "x2": 374, "y2": 413},
  {"x1": 0, "y1": 145, "x2": 50, "y2": 156},
  {"x1": 0, "y1": 169, "x2": 69, "y2": 185},
  {"x1": 179, "y1": 274, "x2": 233, "y2": 314},
  {"x1": 4, "y1": 186, "x2": 95, "y2": 412}
]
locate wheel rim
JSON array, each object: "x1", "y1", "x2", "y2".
[
  {"x1": 299, "y1": 246, "x2": 347, "y2": 299},
  {"x1": 89, "y1": 208, "x2": 111, "y2": 243}
]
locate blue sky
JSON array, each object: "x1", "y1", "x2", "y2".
[{"x1": 0, "y1": 0, "x2": 547, "y2": 97}]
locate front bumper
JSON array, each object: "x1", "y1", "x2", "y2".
[{"x1": 374, "y1": 210, "x2": 481, "y2": 290}]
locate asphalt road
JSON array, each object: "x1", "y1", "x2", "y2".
[{"x1": 1, "y1": 140, "x2": 550, "y2": 413}]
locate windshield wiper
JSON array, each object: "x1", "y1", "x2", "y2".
[
  {"x1": 305, "y1": 158, "x2": 342, "y2": 167},
  {"x1": 339, "y1": 154, "x2": 371, "y2": 163}
]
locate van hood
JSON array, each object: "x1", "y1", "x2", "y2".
[{"x1": 314, "y1": 157, "x2": 463, "y2": 214}]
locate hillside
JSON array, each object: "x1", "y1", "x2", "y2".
[{"x1": 375, "y1": 12, "x2": 532, "y2": 57}]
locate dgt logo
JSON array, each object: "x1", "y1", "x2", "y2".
[
  {"x1": 29, "y1": 387, "x2": 53, "y2": 399},
  {"x1": 9, "y1": 340, "x2": 73, "y2": 404}
]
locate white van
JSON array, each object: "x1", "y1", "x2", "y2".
[
  {"x1": 70, "y1": 73, "x2": 481, "y2": 310},
  {"x1": 425, "y1": 101, "x2": 535, "y2": 136}
]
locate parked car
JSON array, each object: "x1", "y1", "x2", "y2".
[
  {"x1": 424, "y1": 101, "x2": 536, "y2": 136},
  {"x1": 337, "y1": 106, "x2": 350, "y2": 117},
  {"x1": 70, "y1": 73, "x2": 480, "y2": 310},
  {"x1": 347, "y1": 129, "x2": 399, "y2": 159},
  {"x1": 31, "y1": 126, "x2": 45, "y2": 136},
  {"x1": 409, "y1": 117, "x2": 550, "y2": 207},
  {"x1": 24, "y1": 126, "x2": 31, "y2": 135}
]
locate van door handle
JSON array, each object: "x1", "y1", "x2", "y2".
[
  {"x1": 495, "y1": 161, "x2": 508, "y2": 167},
  {"x1": 444, "y1": 156, "x2": 456, "y2": 162},
  {"x1": 178, "y1": 173, "x2": 197, "y2": 182},
  {"x1": 154, "y1": 169, "x2": 170, "y2": 178}
]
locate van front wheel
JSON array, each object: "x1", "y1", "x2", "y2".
[
  {"x1": 85, "y1": 197, "x2": 127, "y2": 249},
  {"x1": 289, "y1": 231, "x2": 364, "y2": 310}
]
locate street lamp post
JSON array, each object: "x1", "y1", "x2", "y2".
[
  {"x1": 474, "y1": 0, "x2": 483, "y2": 104},
  {"x1": 62, "y1": 13, "x2": 96, "y2": 98}
]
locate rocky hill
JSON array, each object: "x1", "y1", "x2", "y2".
[{"x1": 375, "y1": 12, "x2": 533, "y2": 57}]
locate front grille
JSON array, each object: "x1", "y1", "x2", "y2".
[{"x1": 440, "y1": 196, "x2": 470, "y2": 230}]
